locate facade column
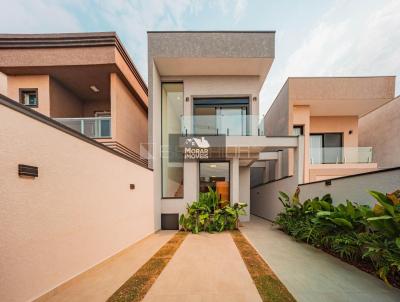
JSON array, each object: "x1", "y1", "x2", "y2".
[
  {"x1": 294, "y1": 135, "x2": 305, "y2": 184},
  {"x1": 230, "y1": 158, "x2": 240, "y2": 204},
  {"x1": 275, "y1": 150, "x2": 283, "y2": 179}
]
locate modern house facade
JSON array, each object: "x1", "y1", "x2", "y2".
[
  {"x1": 255, "y1": 77, "x2": 395, "y2": 184},
  {"x1": 0, "y1": 32, "x2": 148, "y2": 163},
  {"x1": 148, "y1": 31, "x2": 306, "y2": 228}
]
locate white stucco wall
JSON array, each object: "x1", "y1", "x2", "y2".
[
  {"x1": 251, "y1": 168, "x2": 400, "y2": 221},
  {"x1": 0, "y1": 104, "x2": 155, "y2": 302},
  {"x1": 154, "y1": 75, "x2": 262, "y2": 222},
  {"x1": 299, "y1": 168, "x2": 400, "y2": 207},
  {"x1": 239, "y1": 166, "x2": 251, "y2": 222}
]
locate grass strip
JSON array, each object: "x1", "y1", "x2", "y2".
[
  {"x1": 107, "y1": 231, "x2": 188, "y2": 302},
  {"x1": 230, "y1": 230, "x2": 296, "y2": 302}
]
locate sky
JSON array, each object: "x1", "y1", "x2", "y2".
[{"x1": 1, "y1": 0, "x2": 399, "y2": 114}]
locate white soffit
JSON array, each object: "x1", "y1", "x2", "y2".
[{"x1": 154, "y1": 57, "x2": 273, "y2": 77}]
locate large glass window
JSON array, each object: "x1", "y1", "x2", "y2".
[
  {"x1": 193, "y1": 98, "x2": 249, "y2": 135},
  {"x1": 310, "y1": 133, "x2": 343, "y2": 164},
  {"x1": 162, "y1": 83, "x2": 184, "y2": 198}
]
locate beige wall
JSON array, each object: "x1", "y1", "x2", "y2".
[
  {"x1": 310, "y1": 116, "x2": 359, "y2": 147},
  {"x1": 7, "y1": 75, "x2": 50, "y2": 116},
  {"x1": 0, "y1": 104, "x2": 154, "y2": 302},
  {"x1": 83, "y1": 98, "x2": 110, "y2": 117},
  {"x1": 359, "y1": 96, "x2": 400, "y2": 168},
  {"x1": 49, "y1": 77, "x2": 84, "y2": 117},
  {"x1": 111, "y1": 73, "x2": 148, "y2": 154},
  {"x1": 309, "y1": 163, "x2": 377, "y2": 182},
  {"x1": 264, "y1": 81, "x2": 289, "y2": 136}
]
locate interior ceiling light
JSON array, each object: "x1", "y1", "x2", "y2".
[
  {"x1": 210, "y1": 164, "x2": 217, "y2": 168},
  {"x1": 90, "y1": 85, "x2": 100, "y2": 93}
]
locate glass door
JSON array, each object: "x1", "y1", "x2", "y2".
[
  {"x1": 217, "y1": 107, "x2": 246, "y2": 135},
  {"x1": 199, "y1": 162, "x2": 230, "y2": 202}
]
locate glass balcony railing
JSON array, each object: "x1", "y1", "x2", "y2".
[
  {"x1": 310, "y1": 147, "x2": 373, "y2": 164},
  {"x1": 55, "y1": 117, "x2": 111, "y2": 138},
  {"x1": 181, "y1": 115, "x2": 264, "y2": 136}
]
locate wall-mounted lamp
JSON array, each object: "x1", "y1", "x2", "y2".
[
  {"x1": 130, "y1": 184, "x2": 135, "y2": 190},
  {"x1": 185, "y1": 97, "x2": 189, "y2": 102},
  {"x1": 252, "y1": 96, "x2": 257, "y2": 102},
  {"x1": 90, "y1": 85, "x2": 100, "y2": 93},
  {"x1": 349, "y1": 130, "x2": 353, "y2": 135},
  {"x1": 18, "y1": 164, "x2": 38, "y2": 177},
  {"x1": 325, "y1": 179, "x2": 332, "y2": 186}
]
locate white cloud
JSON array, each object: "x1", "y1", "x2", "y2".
[
  {"x1": 233, "y1": 0, "x2": 248, "y2": 22},
  {"x1": 0, "y1": 0, "x2": 81, "y2": 33},
  {"x1": 215, "y1": 0, "x2": 248, "y2": 22},
  {"x1": 260, "y1": 0, "x2": 400, "y2": 114}
]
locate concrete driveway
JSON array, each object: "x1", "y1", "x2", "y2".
[{"x1": 241, "y1": 215, "x2": 400, "y2": 302}]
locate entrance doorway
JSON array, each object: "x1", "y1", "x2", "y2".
[{"x1": 199, "y1": 161, "x2": 230, "y2": 201}]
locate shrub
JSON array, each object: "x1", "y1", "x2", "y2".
[
  {"x1": 179, "y1": 186, "x2": 247, "y2": 233},
  {"x1": 274, "y1": 188, "x2": 400, "y2": 286}
]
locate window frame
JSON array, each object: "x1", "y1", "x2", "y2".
[
  {"x1": 310, "y1": 132, "x2": 344, "y2": 164},
  {"x1": 19, "y1": 88, "x2": 39, "y2": 108},
  {"x1": 161, "y1": 82, "x2": 185, "y2": 199},
  {"x1": 293, "y1": 125, "x2": 304, "y2": 136}
]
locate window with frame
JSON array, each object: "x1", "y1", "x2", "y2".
[
  {"x1": 292, "y1": 125, "x2": 304, "y2": 136},
  {"x1": 19, "y1": 89, "x2": 38, "y2": 107},
  {"x1": 310, "y1": 133, "x2": 343, "y2": 164}
]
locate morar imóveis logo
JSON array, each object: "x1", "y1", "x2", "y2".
[{"x1": 184, "y1": 136, "x2": 209, "y2": 159}]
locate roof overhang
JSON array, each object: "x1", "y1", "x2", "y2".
[
  {"x1": 0, "y1": 32, "x2": 148, "y2": 108},
  {"x1": 148, "y1": 31, "x2": 275, "y2": 86},
  {"x1": 289, "y1": 77, "x2": 395, "y2": 117}
]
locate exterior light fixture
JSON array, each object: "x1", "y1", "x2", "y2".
[
  {"x1": 325, "y1": 179, "x2": 332, "y2": 186},
  {"x1": 349, "y1": 130, "x2": 353, "y2": 135},
  {"x1": 185, "y1": 97, "x2": 189, "y2": 102},
  {"x1": 130, "y1": 184, "x2": 135, "y2": 190},
  {"x1": 90, "y1": 85, "x2": 100, "y2": 93},
  {"x1": 252, "y1": 96, "x2": 257, "y2": 102},
  {"x1": 18, "y1": 164, "x2": 38, "y2": 177}
]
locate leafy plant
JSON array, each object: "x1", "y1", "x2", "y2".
[
  {"x1": 179, "y1": 187, "x2": 247, "y2": 233},
  {"x1": 274, "y1": 187, "x2": 400, "y2": 287}
]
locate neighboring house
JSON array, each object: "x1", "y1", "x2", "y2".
[
  {"x1": 257, "y1": 77, "x2": 395, "y2": 184},
  {"x1": 359, "y1": 95, "x2": 400, "y2": 168},
  {"x1": 0, "y1": 32, "x2": 148, "y2": 164},
  {"x1": 148, "y1": 31, "x2": 304, "y2": 228}
]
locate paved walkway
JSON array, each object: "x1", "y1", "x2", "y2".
[
  {"x1": 142, "y1": 232, "x2": 262, "y2": 302},
  {"x1": 36, "y1": 231, "x2": 176, "y2": 302},
  {"x1": 241, "y1": 215, "x2": 400, "y2": 302}
]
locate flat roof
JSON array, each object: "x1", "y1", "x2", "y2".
[
  {"x1": 147, "y1": 30, "x2": 276, "y2": 33},
  {"x1": 0, "y1": 32, "x2": 147, "y2": 94}
]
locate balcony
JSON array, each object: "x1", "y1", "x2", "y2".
[
  {"x1": 310, "y1": 147, "x2": 373, "y2": 164},
  {"x1": 55, "y1": 117, "x2": 111, "y2": 138},
  {"x1": 181, "y1": 115, "x2": 264, "y2": 136}
]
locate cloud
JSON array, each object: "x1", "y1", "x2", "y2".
[
  {"x1": 0, "y1": 0, "x2": 82, "y2": 33},
  {"x1": 215, "y1": 0, "x2": 248, "y2": 22},
  {"x1": 233, "y1": 0, "x2": 248, "y2": 22},
  {"x1": 260, "y1": 0, "x2": 400, "y2": 113}
]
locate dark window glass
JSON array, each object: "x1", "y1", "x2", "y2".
[
  {"x1": 310, "y1": 133, "x2": 343, "y2": 164},
  {"x1": 19, "y1": 89, "x2": 38, "y2": 107}
]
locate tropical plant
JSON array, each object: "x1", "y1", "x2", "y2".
[
  {"x1": 274, "y1": 187, "x2": 400, "y2": 287},
  {"x1": 179, "y1": 187, "x2": 247, "y2": 233}
]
